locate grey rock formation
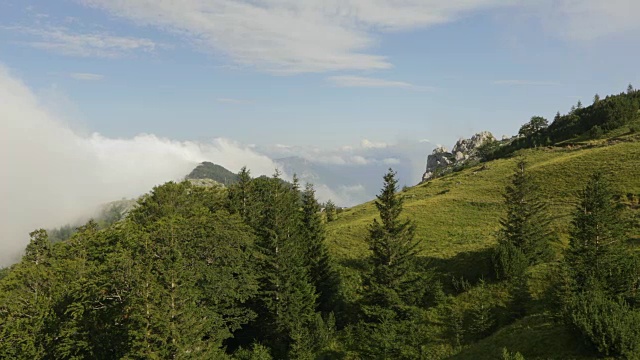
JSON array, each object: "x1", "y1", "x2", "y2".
[
  {"x1": 452, "y1": 131, "x2": 495, "y2": 155},
  {"x1": 422, "y1": 131, "x2": 496, "y2": 181},
  {"x1": 422, "y1": 146, "x2": 454, "y2": 181}
]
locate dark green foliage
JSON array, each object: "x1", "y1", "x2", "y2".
[
  {"x1": 444, "y1": 300, "x2": 465, "y2": 349},
  {"x1": 567, "y1": 290, "x2": 640, "y2": 358},
  {"x1": 48, "y1": 200, "x2": 132, "y2": 243},
  {"x1": 492, "y1": 241, "x2": 528, "y2": 281},
  {"x1": 233, "y1": 343, "x2": 273, "y2": 360},
  {"x1": 518, "y1": 116, "x2": 548, "y2": 137},
  {"x1": 324, "y1": 200, "x2": 337, "y2": 222},
  {"x1": 0, "y1": 267, "x2": 9, "y2": 281},
  {"x1": 501, "y1": 348, "x2": 525, "y2": 360},
  {"x1": 588, "y1": 124, "x2": 603, "y2": 138},
  {"x1": 0, "y1": 182, "x2": 259, "y2": 359},
  {"x1": 228, "y1": 166, "x2": 253, "y2": 220},
  {"x1": 565, "y1": 172, "x2": 630, "y2": 294},
  {"x1": 48, "y1": 223, "x2": 76, "y2": 243},
  {"x1": 560, "y1": 173, "x2": 640, "y2": 358},
  {"x1": 493, "y1": 161, "x2": 554, "y2": 280},
  {"x1": 301, "y1": 183, "x2": 340, "y2": 314},
  {"x1": 476, "y1": 138, "x2": 501, "y2": 162},
  {"x1": 238, "y1": 172, "x2": 320, "y2": 358},
  {"x1": 0, "y1": 230, "x2": 54, "y2": 359},
  {"x1": 363, "y1": 169, "x2": 421, "y2": 311},
  {"x1": 186, "y1": 161, "x2": 239, "y2": 186},
  {"x1": 490, "y1": 90, "x2": 640, "y2": 159},
  {"x1": 467, "y1": 280, "x2": 496, "y2": 340},
  {"x1": 347, "y1": 310, "x2": 434, "y2": 360}
]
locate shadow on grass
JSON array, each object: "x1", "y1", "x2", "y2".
[{"x1": 417, "y1": 247, "x2": 496, "y2": 294}]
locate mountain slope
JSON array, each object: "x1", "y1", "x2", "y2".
[
  {"x1": 325, "y1": 134, "x2": 640, "y2": 358},
  {"x1": 327, "y1": 136, "x2": 640, "y2": 263},
  {"x1": 186, "y1": 161, "x2": 239, "y2": 186}
]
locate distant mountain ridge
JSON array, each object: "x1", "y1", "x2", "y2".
[{"x1": 185, "y1": 161, "x2": 239, "y2": 186}]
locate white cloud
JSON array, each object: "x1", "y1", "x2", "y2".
[
  {"x1": 76, "y1": 0, "x2": 508, "y2": 73},
  {"x1": 0, "y1": 64, "x2": 280, "y2": 266},
  {"x1": 7, "y1": 1, "x2": 637, "y2": 72},
  {"x1": 493, "y1": 80, "x2": 560, "y2": 86},
  {"x1": 327, "y1": 75, "x2": 433, "y2": 90},
  {"x1": 69, "y1": 72, "x2": 104, "y2": 81},
  {"x1": 534, "y1": 0, "x2": 640, "y2": 41},
  {"x1": 5, "y1": 25, "x2": 159, "y2": 58},
  {"x1": 361, "y1": 139, "x2": 388, "y2": 149},
  {"x1": 383, "y1": 158, "x2": 401, "y2": 165}
]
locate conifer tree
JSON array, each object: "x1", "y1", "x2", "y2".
[
  {"x1": 363, "y1": 169, "x2": 420, "y2": 313},
  {"x1": 565, "y1": 172, "x2": 630, "y2": 293},
  {"x1": 301, "y1": 183, "x2": 340, "y2": 314},
  {"x1": 228, "y1": 166, "x2": 253, "y2": 222},
  {"x1": 493, "y1": 160, "x2": 554, "y2": 280},
  {"x1": 249, "y1": 173, "x2": 318, "y2": 358},
  {"x1": 561, "y1": 173, "x2": 640, "y2": 358}
]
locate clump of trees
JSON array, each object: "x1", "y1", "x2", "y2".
[
  {"x1": 1, "y1": 133, "x2": 638, "y2": 358},
  {"x1": 490, "y1": 85, "x2": 640, "y2": 159},
  {"x1": 557, "y1": 173, "x2": 640, "y2": 358}
]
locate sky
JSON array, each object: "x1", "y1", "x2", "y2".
[{"x1": 1, "y1": 0, "x2": 640, "y2": 265}]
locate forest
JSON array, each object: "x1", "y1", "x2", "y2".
[{"x1": 1, "y1": 87, "x2": 640, "y2": 359}]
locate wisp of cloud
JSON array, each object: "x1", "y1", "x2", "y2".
[{"x1": 0, "y1": 64, "x2": 280, "y2": 266}]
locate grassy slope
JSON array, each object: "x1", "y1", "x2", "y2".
[
  {"x1": 326, "y1": 134, "x2": 640, "y2": 358},
  {"x1": 328, "y1": 137, "x2": 640, "y2": 262}
]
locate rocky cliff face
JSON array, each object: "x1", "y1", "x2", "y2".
[{"x1": 422, "y1": 131, "x2": 495, "y2": 182}]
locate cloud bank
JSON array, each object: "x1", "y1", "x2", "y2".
[
  {"x1": 0, "y1": 64, "x2": 280, "y2": 266},
  {"x1": 66, "y1": 0, "x2": 639, "y2": 74},
  {"x1": 76, "y1": 0, "x2": 507, "y2": 73}
]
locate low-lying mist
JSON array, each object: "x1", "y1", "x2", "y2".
[
  {"x1": 0, "y1": 64, "x2": 432, "y2": 267},
  {"x1": 0, "y1": 65, "x2": 282, "y2": 266}
]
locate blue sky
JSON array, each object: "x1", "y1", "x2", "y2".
[
  {"x1": 2, "y1": 0, "x2": 639, "y2": 148},
  {"x1": 2, "y1": 0, "x2": 640, "y2": 264}
]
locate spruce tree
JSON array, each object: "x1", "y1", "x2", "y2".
[
  {"x1": 560, "y1": 173, "x2": 640, "y2": 358},
  {"x1": 363, "y1": 169, "x2": 420, "y2": 313},
  {"x1": 301, "y1": 183, "x2": 339, "y2": 314},
  {"x1": 493, "y1": 160, "x2": 554, "y2": 280},
  {"x1": 228, "y1": 166, "x2": 253, "y2": 221},
  {"x1": 249, "y1": 173, "x2": 318, "y2": 358},
  {"x1": 565, "y1": 172, "x2": 629, "y2": 293}
]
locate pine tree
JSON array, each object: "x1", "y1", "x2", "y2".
[
  {"x1": 301, "y1": 183, "x2": 340, "y2": 314},
  {"x1": 249, "y1": 173, "x2": 318, "y2": 358},
  {"x1": 228, "y1": 166, "x2": 253, "y2": 221},
  {"x1": 493, "y1": 160, "x2": 554, "y2": 280},
  {"x1": 627, "y1": 83, "x2": 634, "y2": 94},
  {"x1": 593, "y1": 93, "x2": 600, "y2": 104},
  {"x1": 363, "y1": 169, "x2": 420, "y2": 312},
  {"x1": 565, "y1": 172, "x2": 629, "y2": 293},
  {"x1": 560, "y1": 173, "x2": 640, "y2": 358}
]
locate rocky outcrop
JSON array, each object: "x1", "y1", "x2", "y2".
[
  {"x1": 422, "y1": 146, "x2": 454, "y2": 181},
  {"x1": 422, "y1": 131, "x2": 496, "y2": 182}
]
